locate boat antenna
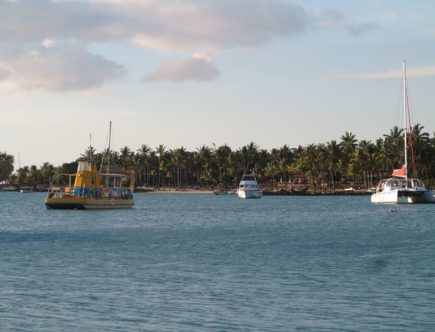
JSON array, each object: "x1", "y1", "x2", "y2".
[{"x1": 244, "y1": 161, "x2": 250, "y2": 175}]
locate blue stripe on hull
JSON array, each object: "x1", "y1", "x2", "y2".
[{"x1": 45, "y1": 201, "x2": 133, "y2": 210}]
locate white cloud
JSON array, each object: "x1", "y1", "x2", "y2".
[
  {"x1": 345, "y1": 65, "x2": 435, "y2": 79},
  {"x1": 315, "y1": 8, "x2": 344, "y2": 28},
  {"x1": 314, "y1": 7, "x2": 379, "y2": 36},
  {"x1": 0, "y1": 0, "x2": 308, "y2": 49},
  {"x1": 42, "y1": 38, "x2": 56, "y2": 48},
  {"x1": 345, "y1": 22, "x2": 379, "y2": 36},
  {"x1": 0, "y1": 43, "x2": 125, "y2": 92},
  {"x1": 144, "y1": 53, "x2": 220, "y2": 82},
  {"x1": 0, "y1": 0, "x2": 311, "y2": 90}
]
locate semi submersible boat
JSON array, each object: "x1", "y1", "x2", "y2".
[
  {"x1": 45, "y1": 160, "x2": 135, "y2": 209},
  {"x1": 45, "y1": 122, "x2": 135, "y2": 209}
]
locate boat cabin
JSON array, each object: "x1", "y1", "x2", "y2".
[{"x1": 376, "y1": 178, "x2": 426, "y2": 193}]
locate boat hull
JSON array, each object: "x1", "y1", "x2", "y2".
[
  {"x1": 45, "y1": 196, "x2": 134, "y2": 209},
  {"x1": 423, "y1": 190, "x2": 435, "y2": 203},
  {"x1": 237, "y1": 189, "x2": 263, "y2": 199},
  {"x1": 371, "y1": 189, "x2": 426, "y2": 204}
]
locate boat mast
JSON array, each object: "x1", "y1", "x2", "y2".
[
  {"x1": 106, "y1": 121, "x2": 112, "y2": 187},
  {"x1": 403, "y1": 60, "x2": 408, "y2": 186},
  {"x1": 89, "y1": 133, "x2": 92, "y2": 166}
]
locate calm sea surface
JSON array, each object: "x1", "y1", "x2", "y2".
[{"x1": 0, "y1": 192, "x2": 434, "y2": 331}]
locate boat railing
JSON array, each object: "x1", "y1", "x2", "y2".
[{"x1": 47, "y1": 186, "x2": 133, "y2": 200}]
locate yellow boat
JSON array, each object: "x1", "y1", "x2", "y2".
[{"x1": 45, "y1": 160, "x2": 135, "y2": 209}]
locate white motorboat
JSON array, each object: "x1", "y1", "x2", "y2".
[
  {"x1": 237, "y1": 173, "x2": 262, "y2": 199},
  {"x1": 371, "y1": 61, "x2": 432, "y2": 204}
]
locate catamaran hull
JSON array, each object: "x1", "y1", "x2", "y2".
[
  {"x1": 237, "y1": 190, "x2": 263, "y2": 199},
  {"x1": 45, "y1": 197, "x2": 134, "y2": 209},
  {"x1": 371, "y1": 189, "x2": 426, "y2": 204},
  {"x1": 423, "y1": 190, "x2": 435, "y2": 203}
]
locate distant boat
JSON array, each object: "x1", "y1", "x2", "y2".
[
  {"x1": 44, "y1": 122, "x2": 135, "y2": 209},
  {"x1": 0, "y1": 186, "x2": 18, "y2": 192},
  {"x1": 237, "y1": 173, "x2": 262, "y2": 199},
  {"x1": 213, "y1": 189, "x2": 228, "y2": 195},
  {"x1": 19, "y1": 186, "x2": 33, "y2": 193},
  {"x1": 213, "y1": 184, "x2": 228, "y2": 195},
  {"x1": 371, "y1": 61, "x2": 434, "y2": 204}
]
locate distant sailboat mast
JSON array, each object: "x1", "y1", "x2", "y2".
[{"x1": 105, "y1": 121, "x2": 112, "y2": 188}]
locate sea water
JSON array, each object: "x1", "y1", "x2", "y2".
[{"x1": 0, "y1": 192, "x2": 434, "y2": 331}]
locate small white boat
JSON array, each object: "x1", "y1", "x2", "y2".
[
  {"x1": 19, "y1": 186, "x2": 33, "y2": 193},
  {"x1": 237, "y1": 173, "x2": 262, "y2": 199},
  {"x1": 371, "y1": 61, "x2": 433, "y2": 204},
  {"x1": 213, "y1": 189, "x2": 228, "y2": 195}
]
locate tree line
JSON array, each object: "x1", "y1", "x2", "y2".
[{"x1": 2, "y1": 124, "x2": 435, "y2": 191}]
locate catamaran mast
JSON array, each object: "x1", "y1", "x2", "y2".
[
  {"x1": 106, "y1": 121, "x2": 112, "y2": 187},
  {"x1": 403, "y1": 60, "x2": 408, "y2": 186}
]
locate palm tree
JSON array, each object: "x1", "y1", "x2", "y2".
[
  {"x1": 40, "y1": 162, "x2": 55, "y2": 188},
  {"x1": 16, "y1": 166, "x2": 30, "y2": 186},
  {"x1": 383, "y1": 126, "x2": 404, "y2": 171},
  {"x1": 156, "y1": 145, "x2": 166, "y2": 188},
  {"x1": 325, "y1": 140, "x2": 342, "y2": 191},
  {"x1": 195, "y1": 145, "x2": 214, "y2": 185},
  {"x1": 409, "y1": 123, "x2": 430, "y2": 179},
  {"x1": 137, "y1": 144, "x2": 151, "y2": 187},
  {"x1": 119, "y1": 146, "x2": 133, "y2": 169},
  {"x1": 296, "y1": 144, "x2": 320, "y2": 191},
  {"x1": 80, "y1": 146, "x2": 97, "y2": 162},
  {"x1": 171, "y1": 147, "x2": 187, "y2": 187},
  {"x1": 339, "y1": 132, "x2": 357, "y2": 182},
  {"x1": 241, "y1": 142, "x2": 260, "y2": 172},
  {"x1": 0, "y1": 152, "x2": 14, "y2": 182},
  {"x1": 351, "y1": 140, "x2": 376, "y2": 189}
]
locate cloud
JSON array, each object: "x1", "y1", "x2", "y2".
[
  {"x1": 0, "y1": 0, "x2": 308, "y2": 50},
  {"x1": 315, "y1": 8, "x2": 344, "y2": 28},
  {"x1": 345, "y1": 65, "x2": 435, "y2": 80},
  {"x1": 314, "y1": 7, "x2": 378, "y2": 36},
  {"x1": 144, "y1": 53, "x2": 220, "y2": 82},
  {"x1": 0, "y1": 0, "x2": 310, "y2": 90},
  {"x1": 42, "y1": 38, "x2": 57, "y2": 48},
  {"x1": 0, "y1": 43, "x2": 125, "y2": 92},
  {"x1": 346, "y1": 22, "x2": 379, "y2": 36},
  {"x1": 0, "y1": 0, "x2": 120, "y2": 42},
  {"x1": 107, "y1": 0, "x2": 308, "y2": 51}
]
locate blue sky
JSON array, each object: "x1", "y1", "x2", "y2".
[{"x1": 1, "y1": 0, "x2": 435, "y2": 167}]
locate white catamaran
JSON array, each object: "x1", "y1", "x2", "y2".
[{"x1": 371, "y1": 61, "x2": 435, "y2": 204}]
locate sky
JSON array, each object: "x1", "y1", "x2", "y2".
[{"x1": 1, "y1": 0, "x2": 435, "y2": 167}]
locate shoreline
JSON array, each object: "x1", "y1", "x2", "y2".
[
  {"x1": 0, "y1": 186, "x2": 371, "y2": 196},
  {"x1": 134, "y1": 187, "x2": 372, "y2": 196}
]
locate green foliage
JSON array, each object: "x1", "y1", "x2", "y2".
[
  {"x1": 0, "y1": 152, "x2": 14, "y2": 182},
  {"x1": 9, "y1": 124, "x2": 435, "y2": 191}
]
